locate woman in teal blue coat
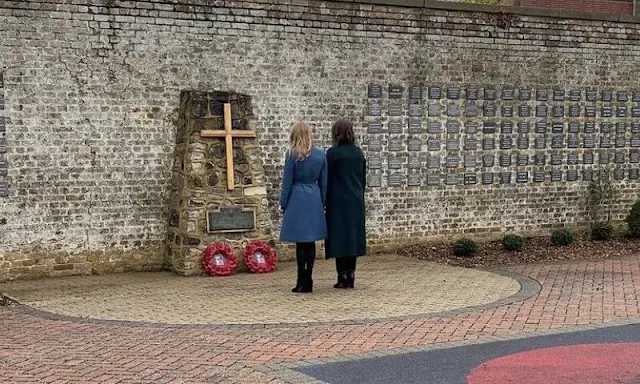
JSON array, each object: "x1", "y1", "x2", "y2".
[{"x1": 279, "y1": 121, "x2": 327, "y2": 293}]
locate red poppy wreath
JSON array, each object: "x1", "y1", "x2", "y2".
[
  {"x1": 201, "y1": 242, "x2": 237, "y2": 276},
  {"x1": 244, "y1": 240, "x2": 277, "y2": 274}
]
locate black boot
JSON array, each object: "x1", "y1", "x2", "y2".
[
  {"x1": 291, "y1": 275, "x2": 303, "y2": 293},
  {"x1": 300, "y1": 270, "x2": 313, "y2": 293},
  {"x1": 345, "y1": 270, "x2": 355, "y2": 289},
  {"x1": 334, "y1": 272, "x2": 348, "y2": 289}
]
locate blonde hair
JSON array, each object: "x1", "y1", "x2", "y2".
[{"x1": 289, "y1": 121, "x2": 313, "y2": 161}]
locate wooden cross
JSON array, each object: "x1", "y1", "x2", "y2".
[{"x1": 200, "y1": 103, "x2": 256, "y2": 190}]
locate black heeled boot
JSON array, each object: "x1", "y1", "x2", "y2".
[
  {"x1": 291, "y1": 276, "x2": 303, "y2": 293},
  {"x1": 345, "y1": 270, "x2": 355, "y2": 289},
  {"x1": 334, "y1": 273, "x2": 348, "y2": 289},
  {"x1": 300, "y1": 270, "x2": 313, "y2": 293}
]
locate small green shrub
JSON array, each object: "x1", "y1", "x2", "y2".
[
  {"x1": 502, "y1": 234, "x2": 524, "y2": 252},
  {"x1": 453, "y1": 238, "x2": 478, "y2": 257},
  {"x1": 626, "y1": 200, "x2": 640, "y2": 238},
  {"x1": 551, "y1": 229, "x2": 573, "y2": 246},
  {"x1": 591, "y1": 222, "x2": 613, "y2": 241}
]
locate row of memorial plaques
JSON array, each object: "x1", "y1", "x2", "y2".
[
  {"x1": 368, "y1": 168, "x2": 640, "y2": 187},
  {"x1": 0, "y1": 75, "x2": 7, "y2": 198},
  {"x1": 368, "y1": 84, "x2": 640, "y2": 103},
  {"x1": 368, "y1": 101, "x2": 640, "y2": 118},
  {"x1": 368, "y1": 151, "x2": 640, "y2": 170}
]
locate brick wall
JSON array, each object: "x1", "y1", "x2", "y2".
[
  {"x1": 0, "y1": 0, "x2": 639, "y2": 281},
  {"x1": 521, "y1": 0, "x2": 634, "y2": 15}
]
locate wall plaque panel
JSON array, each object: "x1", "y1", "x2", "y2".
[
  {"x1": 535, "y1": 122, "x2": 547, "y2": 134},
  {"x1": 368, "y1": 84, "x2": 382, "y2": 98},
  {"x1": 446, "y1": 173, "x2": 459, "y2": 185},
  {"x1": 447, "y1": 121, "x2": 460, "y2": 134},
  {"x1": 389, "y1": 84, "x2": 403, "y2": 99},
  {"x1": 428, "y1": 139, "x2": 441, "y2": 151},
  {"x1": 516, "y1": 171, "x2": 528, "y2": 183},
  {"x1": 408, "y1": 138, "x2": 422, "y2": 151},
  {"x1": 407, "y1": 173, "x2": 421, "y2": 186},
  {"x1": 464, "y1": 173, "x2": 477, "y2": 185},
  {"x1": 464, "y1": 137, "x2": 478, "y2": 150},
  {"x1": 536, "y1": 89, "x2": 549, "y2": 101},
  {"x1": 409, "y1": 103, "x2": 422, "y2": 117},
  {"x1": 536, "y1": 105, "x2": 548, "y2": 117},
  {"x1": 368, "y1": 156, "x2": 382, "y2": 169},
  {"x1": 368, "y1": 100, "x2": 382, "y2": 116},
  {"x1": 482, "y1": 172, "x2": 494, "y2": 184},
  {"x1": 534, "y1": 171, "x2": 545, "y2": 182},
  {"x1": 429, "y1": 104, "x2": 441, "y2": 117},
  {"x1": 466, "y1": 88, "x2": 479, "y2": 100},
  {"x1": 388, "y1": 119, "x2": 403, "y2": 134},
  {"x1": 409, "y1": 86, "x2": 422, "y2": 100},
  {"x1": 408, "y1": 118, "x2": 422, "y2": 134},
  {"x1": 388, "y1": 101, "x2": 403, "y2": 116},
  {"x1": 427, "y1": 174, "x2": 440, "y2": 185},
  {"x1": 388, "y1": 174, "x2": 403, "y2": 187},
  {"x1": 518, "y1": 136, "x2": 529, "y2": 149},
  {"x1": 428, "y1": 121, "x2": 442, "y2": 134},
  {"x1": 429, "y1": 87, "x2": 442, "y2": 99},
  {"x1": 586, "y1": 89, "x2": 597, "y2": 101},
  {"x1": 368, "y1": 120, "x2": 383, "y2": 134},
  {"x1": 483, "y1": 155, "x2": 495, "y2": 167}
]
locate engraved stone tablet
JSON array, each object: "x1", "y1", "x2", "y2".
[
  {"x1": 583, "y1": 169, "x2": 594, "y2": 181},
  {"x1": 585, "y1": 106, "x2": 596, "y2": 118},
  {"x1": 617, "y1": 106, "x2": 627, "y2": 118},
  {"x1": 568, "y1": 134, "x2": 579, "y2": 148},
  {"x1": 480, "y1": 172, "x2": 493, "y2": 185},
  {"x1": 568, "y1": 153, "x2": 579, "y2": 164},
  {"x1": 552, "y1": 122, "x2": 564, "y2": 134},
  {"x1": 501, "y1": 122, "x2": 513, "y2": 134},
  {"x1": 368, "y1": 156, "x2": 382, "y2": 169},
  {"x1": 500, "y1": 153, "x2": 512, "y2": 167},
  {"x1": 428, "y1": 156, "x2": 440, "y2": 169},
  {"x1": 207, "y1": 208, "x2": 256, "y2": 233},
  {"x1": 518, "y1": 122, "x2": 530, "y2": 134},
  {"x1": 0, "y1": 138, "x2": 6, "y2": 154},
  {"x1": 465, "y1": 122, "x2": 478, "y2": 134},
  {"x1": 368, "y1": 120, "x2": 383, "y2": 134},
  {"x1": 388, "y1": 157, "x2": 403, "y2": 169},
  {"x1": 602, "y1": 90, "x2": 613, "y2": 102},
  {"x1": 464, "y1": 137, "x2": 478, "y2": 150},
  {"x1": 552, "y1": 105, "x2": 564, "y2": 118},
  {"x1": 615, "y1": 151, "x2": 626, "y2": 164},
  {"x1": 428, "y1": 139, "x2": 441, "y2": 151},
  {"x1": 427, "y1": 174, "x2": 440, "y2": 185},
  {"x1": 551, "y1": 135, "x2": 564, "y2": 148},
  {"x1": 585, "y1": 122, "x2": 596, "y2": 134},
  {"x1": 631, "y1": 136, "x2": 640, "y2": 147},
  {"x1": 428, "y1": 121, "x2": 441, "y2": 134},
  {"x1": 614, "y1": 168, "x2": 625, "y2": 180},
  {"x1": 616, "y1": 135, "x2": 626, "y2": 148},
  {"x1": 483, "y1": 155, "x2": 494, "y2": 167},
  {"x1": 567, "y1": 170, "x2": 578, "y2": 181},
  {"x1": 446, "y1": 156, "x2": 459, "y2": 168},
  {"x1": 599, "y1": 152, "x2": 611, "y2": 164},
  {"x1": 483, "y1": 121, "x2": 497, "y2": 134},
  {"x1": 408, "y1": 173, "x2": 421, "y2": 186},
  {"x1": 583, "y1": 152, "x2": 594, "y2": 164},
  {"x1": 553, "y1": 89, "x2": 565, "y2": 101},
  {"x1": 429, "y1": 87, "x2": 442, "y2": 99},
  {"x1": 429, "y1": 104, "x2": 440, "y2": 117},
  {"x1": 408, "y1": 138, "x2": 422, "y2": 151},
  {"x1": 447, "y1": 86, "x2": 461, "y2": 100},
  {"x1": 519, "y1": 104, "x2": 531, "y2": 118},
  {"x1": 447, "y1": 139, "x2": 459, "y2": 151},
  {"x1": 368, "y1": 84, "x2": 382, "y2": 98},
  {"x1": 633, "y1": 123, "x2": 640, "y2": 134},
  {"x1": 517, "y1": 154, "x2": 529, "y2": 166},
  {"x1": 551, "y1": 170, "x2": 562, "y2": 182},
  {"x1": 389, "y1": 84, "x2": 403, "y2": 99},
  {"x1": 518, "y1": 136, "x2": 529, "y2": 149},
  {"x1": 465, "y1": 103, "x2": 479, "y2": 117},
  {"x1": 446, "y1": 121, "x2": 460, "y2": 134},
  {"x1": 388, "y1": 174, "x2": 402, "y2": 187},
  {"x1": 368, "y1": 138, "x2": 382, "y2": 152},
  {"x1": 409, "y1": 85, "x2": 422, "y2": 100},
  {"x1": 500, "y1": 172, "x2": 511, "y2": 184},
  {"x1": 568, "y1": 122, "x2": 580, "y2": 133},
  {"x1": 570, "y1": 89, "x2": 581, "y2": 102},
  {"x1": 464, "y1": 173, "x2": 477, "y2": 185},
  {"x1": 534, "y1": 154, "x2": 546, "y2": 166},
  {"x1": 601, "y1": 122, "x2": 613, "y2": 134},
  {"x1": 388, "y1": 101, "x2": 403, "y2": 116},
  {"x1": 466, "y1": 88, "x2": 479, "y2": 100},
  {"x1": 536, "y1": 105, "x2": 548, "y2": 117},
  {"x1": 519, "y1": 89, "x2": 532, "y2": 101},
  {"x1": 632, "y1": 107, "x2": 640, "y2": 118},
  {"x1": 502, "y1": 88, "x2": 515, "y2": 100},
  {"x1": 630, "y1": 169, "x2": 640, "y2": 180},
  {"x1": 516, "y1": 171, "x2": 528, "y2": 183},
  {"x1": 500, "y1": 136, "x2": 512, "y2": 150},
  {"x1": 408, "y1": 118, "x2": 422, "y2": 134},
  {"x1": 586, "y1": 89, "x2": 597, "y2": 101},
  {"x1": 484, "y1": 103, "x2": 496, "y2": 117},
  {"x1": 600, "y1": 135, "x2": 612, "y2": 148},
  {"x1": 484, "y1": 88, "x2": 497, "y2": 100},
  {"x1": 535, "y1": 137, "x2": 546, "y2": 149},
  {"x1": 409, "y1": 103, "x2": 422, "y2": 117},
  {"x1": 368, "y1": 100, "x2": 382, "y2": 116},
  {"x1": 617, "y1": 91, "x2": 628, "y2": 102},
  {"x1": 569, "y1": 105, "x2": 580, "y2": 117},
  {"x1": 536, "y1": 89, "x2": 549, "y2": 101},
  {"x1": 446, "y1": 174, "x2": 459, "y2": 185},
  {"x1": 551, "y1": 153, "x2": 562, "y2": 165},
  {"x1": 601, "y1": 106, "x2": 612, "y2": 118},
  {"x1": 389, "y1": 138, "x2": 403, "y2": 152},
  {"x1": 388, "y1": 119, "x2": 403, "y2": 134},
  {"x1": 483, "y1": 137, "x2": 495, "y2": 150},
  {"x1": 583, "y1": 136, "x2": 595, "y2": 148},
  {"x1": 464, "y1": 155, "x2": 477, "y2": 168},
  {"x1": 631, "y1": 151, "x2": 640, "y2": 163},
  {"x1": 634, "y1": 92, "x2": 640, "y2": 102},
  {"x1": 502, "y1": 105, "x2": 513, "y2": 118},
  {"x1": 534, "y1": 171, "x2": 545, "y2": 182},
  {"x1": 408, "y1": 156, "x2": 422, "y2": 169},
  {"x1": 535, "y1": 122, "x2": 547, "y2": 134},
  {"x1": 447, "y1": 104, "x2": 461, "y2": 117}
]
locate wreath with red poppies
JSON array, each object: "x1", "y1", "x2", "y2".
[
  {"x1": 201, "y1": 242, "x2": 237, "y2": 276},
  {"x1": 244, "y1": 240, "x2": 277, "y2": 274}
]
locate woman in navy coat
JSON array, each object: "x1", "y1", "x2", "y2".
[{"x1": 279, "y1": 121, "x2": 327, "y2": 293}]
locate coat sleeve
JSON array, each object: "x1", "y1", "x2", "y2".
[
  {"x1": 279, "y1": 152, "x2": 294, "y2": 209},
  {"x1": 319, "y1": 153, "x2": 328, "y2": 206},
  {"x1": 362, "y1": 158, "x2": 367, "y2": 188}
]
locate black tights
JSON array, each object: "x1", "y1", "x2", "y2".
[
  {"x1": 296, "y1": 242, "x2": 316, "y2": 278},
  {"x1": 335, "y1": 257, "x2": 357, "y2": 275}
]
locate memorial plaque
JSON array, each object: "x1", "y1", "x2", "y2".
[
  {"x1": 465, "y1": 103, "x2": 479, "y2": 117},
  {"x1": 631, "y1": 151, "x2": 640, "y2": 163},
  {"x1": 599, "y1": 152, "x2": 611, "y2": 164},
  {"x1": 568, "y1": 122, "x2": 580, "y2": 133},
  {"x1": 408, "y1": 138, "x2": 422, "y2": 151},
  {"x1": 388, "y1": 174, "x2": 402, "y2": 187},
  {"x1": 408, "y1": 156, "x2": 422, "y2": 169},
  {"x1": 389, "y1": 84, "x2": 404, "y2": 99},
  {"x1": 535, "y1": 137, "x2": 546, "y2": 149},
  {"x1": 368, "y1": 138, "x2": 382, "y2": 152},
  {"x1": 429, "y1": 104, "x2": 441, "y2": 117},
  {"x1": 551, "y1": 135, "x2": 564, "y2": 148},
  {"x1": 535, "y1": 121, "x2": 547, "y2": 134},
  {"x1": 614, "y1": 168, "x2": 625, "y2": 181},
  {"x1": 368, "y1": 100, "x2": 382, "y2": 116},
  {"x1": 501, "y1": 122, "x2": 513, "y2": 134},
  {"x1": 567, "y1": 170, "x2": 578, "y2": 181},
  {"x1": 502, "y1": 105, "x2": 514, "y2": 118},
  {"x1": 601, "y1": 122, "x2": 612, "y2": 134},
  {"x1": 517, "y1": 154, "x2": 529, "y2": 166},
  {"x1": 388, "y1": 157, "x2": 403, "y2": 169},
  {"x1": 427, "y1": 174, "x2": 440, "y2": 186},
  {"x1": 428, "y1": 139, "x2": 441, "y2": 151},
  {"x1": 518, "y1": 136, "x2": 529, "y2": 149},
  {"x1": 553, "y1": 89, "x2": 565, "y2": 101},
  {"x1": 368, "y1": 156, "x2": 382, "y2": 169},
  {"x1": 617, "y1": 106, "x2": 628, "y2": 118},
  {"x1": 464, "y1": 155, "x2": 477, "y2": 168},
  {"x1": 447, "y1": 104, "x2": 461, "y2": 117},
  {"x1": 483, "y1": 137, "x2": 495, "y2": 150},
  {"x1": 570, "y1": 89, "x2": 581, "y2": 102},
  {"x1": 536, "y1": 89, "x2": 549, "y2": 101},
  {"x1": 519, "y1": 89, "x2": 532, "y2": 101},
  {"x1": 388, "y1": 138, "x2": 403, "y2": 151},
  {"x1": 482, "y1": 172, "x2": 494, "y2": 184},
  {"x1": 616, "y1": 135, "x2": 626, "y2": 148},
  {"x1": 583, "y1": 152, "x2": 594, "y2": 164},
  {"x1": 388, "y1": 101, "x2": 403, "y2": 116},
  {"x1": 446, "y1": 173, "x2": 459, "y2": 185},
  {"x1": 551, "y1": 170, "x2": 562, "y2": 182},
  {"x1": 601, "y1": 106, "x2": 613, "y2": 118},
  {"x1": 368, "y1": 120, "x2": 383, "y2": 134},
  {"x1": 634, "y1": 91, "x2": 640, "y2": 102},
  {"x1": 552, "y1": 122, "x2": 564, "y2": 134},
  {"x1": 207, "y1": 207, "x2": 256, "y2": 233},
  {"x1": 568, "y1": 153, "x2": 579, "y2": 164},
  {"x1": 536, "y1": 105, "x2": 548, "y2": 117},
  {"x1": 552, "y1": 105, "x2": 564, "y2": 118},
  {"x1": 518, "y1": 122, "x2": 530, "y2": 134},
  {"x1": 551, "y1": 153, "x2": 563, "y2": 165},
  {"x1": 630, "y1": 169, "x2": 640, "y2": 180},
  {"x1": 446, "y1": 156, "x2": 459, "y2": 168},
  {"x1": 484, "y1": 103, "x2": 497, "y2": 117},
  {"x1": 408, "y1": 118, "x2": 422, "y2": 134},
  {"x1": 617, "y1": 122, "x2": 627, "y2": 134},
  {"x1": 500, "y1": 153, "x2": 512, "y2": 167},
  {"x1": 429, "y1": 87, "x2": 442, "y2": 99},
  {"x1": 0, "y1": 182, "x2": 7, "y2": 198},
  {"x1": 568, "y1": 134, "x2": 579, "y2": 148},
  {"x1": 632, "y1": 107, "x2": 640, "y2": 118},
  {"x1": 0, "y1": 138, "x2": 6, "y2": 154},
  {"x1": 600, "y1": 135, "x2": 612, "y2": 148},
  {"x1": 447, "y1": 121, "x2": 460, "y2": 134},
  {"x1": 466, "y1": 87, "x2": 479, "y2": 100},
  {"x1": 483, "y1": 155, "x2": 495, "y2": 167},
  {"x1": 534, "y1": 171, "x2": 545, "y2": 182},
  {"x1": 569, "y1": 105, "x2": 581, "y2": 117},
  {"x1": 465, "y1": 122, "x2": 478, "y2": 134},
  {"x1": 409, "y1": 103, "x2": 422, "y2": 117},
  {"x1": 388, "y1": 119, "x2": 403, "y2": 134},
  {"x1": 447, "y1": 86, "x2": 461, "y2": 100},
  {"x1": 633, "y1": 123, "x2": 640, "y2": 133},
  {"x1": 585, "y1": 106, "x2": 597, "y2": 118},
  {"x1": 602, "y1": 90, "x2": 613, "y2": 102},
  {"x1": 631, "y1": 136, "x2": 640, "y2": 147},
  {"x1": 428, "y1": 156, "x2": 440, "y2": 169},
  {"x1": 368, "y1": 84, "x2": 382, "y2": 98},
  {"x1": 583, "y1": 169, "x2": 594, "y2": 181},
  {"x1": 585, "y1": 122, "x2": 596, "y2": 134},
  {"x1": 409, "y1": 85, "x2": 422, "y2": 100},
  {"x1": 500, "y1": 136, "x2": 512, "y2": 150},
  {"x1": 519, "y1": 104, "x2": 531, "y2": 118},
  {"x1": 483, "y1": 121, "x2": 497, "y2": 134},
  {"x1": 484, "y1": 88, "x2": 497, "y2": 100},
  {"x1": 586, "y1": 89, "x2": 598, "y2": 101},
  {"x1": 500, "y1": 172, "x2": 511, "y2": 184},
  {"x1": 617, "y1": 91, "x2": 629, "y2": 102},
  {"x1": 408, "y1": 173, "x2": 421, "y2": 186},
  {"x1": 428, "y1": 121, "x2": 442, "y2": 134},
  {"x1": 464, "y1": 136, "x2": 478, "y2": 150},
  {"x1": 502, "y1": 88, "x2": 515, "y2": 100},
  {"x1": 516, "y1": 171, "x2": 528, "y2": 183},
  {"x1": 447, "y1": 139, "x2": 459, "y2": 151},
  {"x1": 615, "y1": 151, "x2": 626, "y2": 164},
  {"x1": 464, "y1": 173, "x2": 477, "y2": 185},
  {"x1": 534, "y1": 154, "x2": 546, "y2": 166}
]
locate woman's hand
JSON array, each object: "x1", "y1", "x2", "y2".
[{"x1": 278, "y1": 206, "x2": 284, "y2": 214}]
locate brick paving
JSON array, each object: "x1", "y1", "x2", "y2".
[{"x1": 0, "y1": 255, "x2": 639, "y2": 384}]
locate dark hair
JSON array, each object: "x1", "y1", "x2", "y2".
[{"x1": 331, "y1": 119, "x2": 355, "y2": 145}]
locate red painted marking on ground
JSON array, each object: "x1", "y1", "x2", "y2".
[{"x1": 467, "y1": 343, "x2": 640, "y2": 384}]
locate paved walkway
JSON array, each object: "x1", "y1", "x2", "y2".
[{"x1": 0, "y1": 254, "x2": 639, "y2": 383}]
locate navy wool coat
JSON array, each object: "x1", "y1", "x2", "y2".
[{"x1": 279, "y1": 147, "x2": 328, "y2": 243}]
